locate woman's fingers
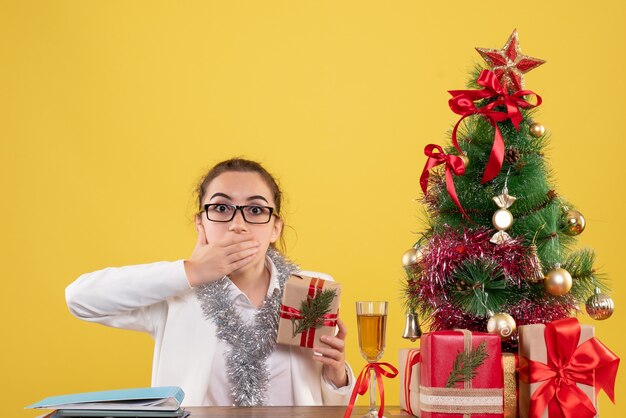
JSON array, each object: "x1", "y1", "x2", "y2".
[
  {"x1": 312, "y1": 320, "x2": 349, "y2": 387},
  {"x1": 313, "y1": 344, "x2": 348, "y2": 387},
  {"x1": 226, "y1": 247, "x2": 260, "y2": 265},
  {"x1": 224, "y1": 240, "x2": 260, "y2": 258},
  {"x1": 221, "y1": 236, "x2": 260, "y2": 266},
  {"x1": 220, "y1": 235, "x2": 258, "y2": 252},
  {"x1": 224, "y1": 240, "x2": 259, "y2": 264},
  {"x1": 228, "y1": 253, "x2": 258, "y2": 271},
  {"x1": 313, "y1": 345, "x2": 342, "y2": 362},
  {"x1": 312, "y1": 350, "x2": 343, "y2": 369},
  {"x1": 313, "y1": 332, "x2": 346, "y2": 370},
  {"x1": 187, "y1": 231, "x2": 262, "y2": 285},
  {"x1": 319, "y1": 334, "x2": 345, "y2": 352}
]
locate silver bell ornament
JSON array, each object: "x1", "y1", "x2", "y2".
[{"x1": 402, "y1": 309, "x2": 423, "y2": 342}]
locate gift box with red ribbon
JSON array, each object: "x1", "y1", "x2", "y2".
[
  {"x1": 399, "y1": 348, "x2": 422, "y2": 416},
  {"x1": 419, "y1": 329, "x2": 504, "y2": 418},
  {"x1": 400, "y1": 349, "x2": 514, "y2": 418},
  {"x1": 276, "y1": 274, "x2": 341, "y2": 349},
  {"x1": 518, "y1": 317, "x2": 619, "y2": 418}
]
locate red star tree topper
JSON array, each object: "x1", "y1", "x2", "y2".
[{"x1": 476, "y1": 29, "x2": 545, "y2": 92}]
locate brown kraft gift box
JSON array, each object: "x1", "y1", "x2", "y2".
[
  {"x1": 277, "y1": 274, "x2": 341, "y2": 349},
  {"x1": 518, "y1": 322, "x2": 595, "y2": 418}
]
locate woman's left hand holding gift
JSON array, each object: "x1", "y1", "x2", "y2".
[{"x1": 312, "y1": 318, "x2": 349, "y2": 388}]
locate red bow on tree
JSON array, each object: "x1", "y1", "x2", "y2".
[
  {"x1": 519, "y1": 318, "x2": 620, "y2": 418},
  {"x1": 448, "y1": 69, "x2": 542, "y2": 183},
  {"x1": 420, "y1": 144, "x2": 469, "y2": 220}
]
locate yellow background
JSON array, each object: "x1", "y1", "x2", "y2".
[{"x1": 2, "y1": 1, "x2": 625, "y2": 416}]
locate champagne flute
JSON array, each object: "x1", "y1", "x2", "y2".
[{"x1": 356, "y1": 301, "x2": 388, "y2": 418}]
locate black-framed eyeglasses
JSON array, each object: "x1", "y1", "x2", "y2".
[{"x1": 203, "y1": 204, "x2": 276, "y2": 224}]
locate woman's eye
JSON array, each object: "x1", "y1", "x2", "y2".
[
  {"x1": 215, "y1": 204, "x2": 229, "y2": 213},
  {"x1": 247, "y1": 206, "x2": 265, "y2": 216}
]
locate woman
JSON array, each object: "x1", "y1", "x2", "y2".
[{"x1": 65, "y1": 158, "x2": 354, "y2": 406}]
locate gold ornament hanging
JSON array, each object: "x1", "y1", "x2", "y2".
[
  {"x1": 490, "y1": 188, "x2": 516, "y2": 244},
  {"x1": 487, "y1": 312, "x2": 517, "y2": 340},
  {"x1": 402, "y1": 246, "x2": 425, "y2": 268},
  {"x1": 586, "y1": 287, "x2": 614, "y2": 320},
  {"x1": 562, "y1": 209, "x2": 586, "y2": 236},
  {"x1": 544, "y1": 265, "x2": 573, "y2": 296},
  {"x1": 529, "y1": 122, "x2": 546, "y2": 138}
]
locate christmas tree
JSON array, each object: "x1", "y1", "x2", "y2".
[{"x1": 403, "y1": 30, "x2": 615, "y2": 352}]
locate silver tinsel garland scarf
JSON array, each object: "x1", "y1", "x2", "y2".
[{"x1": 194, "y1": 248, "x2": 298, "y2": 406}]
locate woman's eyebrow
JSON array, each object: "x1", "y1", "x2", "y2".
[
  {"x1": 247, "y1": 195, "x2": 269, "y2": 203},
  {"x1": 210, "y1": 193, "x2": 269, "y2": 204},
  {"x1": 210, "y1": 192, "x2": 232, "y2": 200}
]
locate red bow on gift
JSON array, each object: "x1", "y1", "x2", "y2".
[
  {"x1": 344, "y1": 362, "x2": 398, "y2": 418},
  {"x1": 448, "y1": 69, "x2": 541, "y2": 184},
  {"x1": 519, "y1": 318, "x2": 620, "y2": 418},
  {"x1": 420, "y1": 144, "x2": 469, "y2": 220}
]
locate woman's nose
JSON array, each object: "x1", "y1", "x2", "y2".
[{"x1": 228, "y1": 209, "x2": 248, "y2": 232}]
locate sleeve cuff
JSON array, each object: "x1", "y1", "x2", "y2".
[
  {"x1": 322, "y1": 364, "x2": 355, "y2": 395},
  {"x1": 175, "y1": 259, "x2": 195, "y2": 291}
]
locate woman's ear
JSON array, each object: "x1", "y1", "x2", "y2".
[{"x1": 270, "y1": 217, "x2": 284, "y2": 243}]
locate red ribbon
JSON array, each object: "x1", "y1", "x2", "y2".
[
  {"x1": 344, "y1": 362, "x2": 399, "y2": 418},
  {"x1": 279, "y1": 277, "x2": 338, "y2": 348},
  {"x1": 420, "y1": 144, "x2": 469, "y2": 220},
  {"x1": 519, "y1": 318, "x2": 620, "y2": 418},
  {"x1": 448, "y1": 69, "x2": 542, "y2": 183},
  {"x1": 403, "y1": 351, "x2": 421, "y2": 415}
]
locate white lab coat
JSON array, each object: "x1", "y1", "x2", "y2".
[{"x1": 65, "y1": 257, "x2": 355, "y2": 406}]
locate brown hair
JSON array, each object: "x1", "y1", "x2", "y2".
[{"x1": 195, "y1": 158, "x2": 286, "y2": 251}]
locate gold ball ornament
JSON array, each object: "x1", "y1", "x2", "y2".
[
  {"x1": 402, "y1": 247, "x2": 424, "y2": 268},
  {"x1": 487, "y1": 312, "x2": 517, "y2": 340},
  {"x1": 544, "y1": 267, "x2": 573, "y2": 296},
  {"x1": 586, "y1": 288, "x2": 614, "y2": 320},
  {"x1": 529, "y1": 122, "x2": 546, "y2": 138},
  {"x1": 492, "y1": 209, "x2": 514, "y2": 230},
  {"x1": 562, "y1": 209, "x2": 586, "y2": 236}
]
